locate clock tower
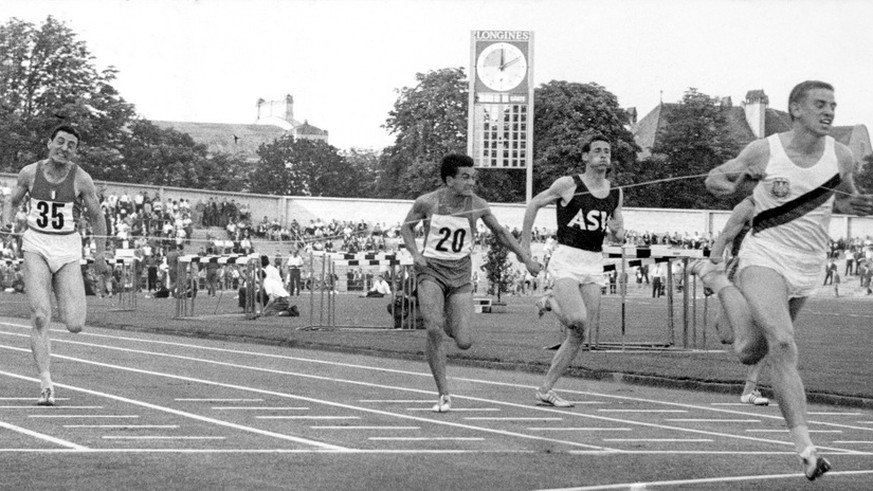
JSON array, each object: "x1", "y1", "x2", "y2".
[{"x1": 467, "y1": 30, "x2": 534, "y2": 200}]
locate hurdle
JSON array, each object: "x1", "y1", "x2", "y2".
[
  {"x1": 174, "y1": 254, "x2": 258, "y2": 319},
  {"x1": 303, "y1": 250, "x2": 416, "y2": 330},
  {"x1": 599, "y1": 245, "x2": 710, "y2": 351}
]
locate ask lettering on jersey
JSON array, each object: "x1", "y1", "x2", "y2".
[{"x1": 566, "y1": 209, "x2": 609, "y2": 232}]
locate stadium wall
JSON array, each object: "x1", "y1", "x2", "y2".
[{"x1": 2, "y1": 173, "x2": 871, "y2": 240}]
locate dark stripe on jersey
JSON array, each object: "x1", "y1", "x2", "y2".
[{"x1": 752, "y1": 173, "x2": 841, "y2": 234}]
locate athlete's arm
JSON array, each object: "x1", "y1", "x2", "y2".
[
  {"x1": 78, "y1": 171, "x2": 108, "y2": 274},
  {"x1": 400, "y1": 196, "x2": 428, "y2": 267},
  {"x1": 2, "y1": 165, "x2": 34, "y2": 229},
  {"x1": 832, "y1": 143, "x2": 873, "y2": 216},
  {"x1": 705, "y1": 139, "x2": 769, "y2": 197},
  {"x1": 481, "y1": 203, "x2": 541, "y2": 276},
  {"x1": 709, "y1": 197, "x2": 755, "y2": 261},
  {"x1": 606, "y1": 187, "x2": 626, "y2": 244},
  {"x1": 521, "y1": 176, "x2": 572, "y2": 253}
]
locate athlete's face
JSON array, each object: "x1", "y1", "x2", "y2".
[
  {"x1": 583, "y1": 140, "x2": 611, "y2": 171},
  {"x1": 447, "y1": 166, "x2": 476, "y2": 196},
  {"x1": 47, "y1": 130, "x2": 79, "y2": 165},
  {"x1": 792, "y1": 88, "x2": 836, "y2": 136}
]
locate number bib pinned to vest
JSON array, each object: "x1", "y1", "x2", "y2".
[
  {"x1": 27, "y1": 198, "x2": 76, "y2": 234},
  {"x1": 422, "y1": 213, "x2": 473, "y2": 261}
]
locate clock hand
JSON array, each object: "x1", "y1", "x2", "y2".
[
  {"x1": 499, "y1": 48, "x2": 504, "y2": 70},
  {"x1": 500, "y1": 56, "x2": 522, "y2": 70}
]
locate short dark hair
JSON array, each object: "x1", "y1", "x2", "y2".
[
  {"x1": 50, "y1": 125, "x2": 81, "y2": 142},
  {"x1": 440, "y1": 154, "x2": 474, "y2": 183},
  {"x1": 788, "y1": 80, "x2": 834, "y2": 121},
  {"x1": 582, "y1": 134, "x2": 610, "y2": 153},
  {"x1": 261, "y1": 255, "x2": 270, "y2": 267}
]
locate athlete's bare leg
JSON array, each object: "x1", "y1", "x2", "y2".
[
  {"x1": 417, "y1": 281, "x2": 450, "y2": 397},
  {"x1": 538, "y1": 280, "x2": 600, "y2": 394},
  {"x1": 738, "y1": 267, "x2": 814, "y2": 454},
  {"x1": 53, "y1": 261, "x2": 87, "y2": 333},
  {"x1": 23, "y1": 252, "x2": 55, "y2": 390}
]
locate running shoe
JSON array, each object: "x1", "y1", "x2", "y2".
[
  {"x1": 535, "y1": 294, "x2": 552, "y2": 318},
  {"x1": 37, "y1": 386, "x2": 55, "y2": 406},
  {"x1": 740, "y1": 390, "x2": 769, "y2": 406},
  {"x1": 432, "y1": 394, "x2": 451, "y2": 413},
  {"x1": 535, "y1": 389, "x2": 573, "y2": 408},
  {"x1": 799, "y1": 447, "x2": 831, "y2": 481}
]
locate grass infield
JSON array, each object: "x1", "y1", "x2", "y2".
[{"x1": 2, "y1": 275, "x2": 872, "y2": 408}]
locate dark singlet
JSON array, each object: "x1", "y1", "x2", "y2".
[
  {"x1": 556, "y1": 175, "x2": 619, "y2": 253},
  {"x1": 26, "y1": 161, "x2": 78, "y2": 235}
]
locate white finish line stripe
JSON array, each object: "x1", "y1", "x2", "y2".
[
  {"x1": 65, "y1": 425, "x2": 180, "y2": 429},
  {"x1": 176, "y1": 399, "x2": 264, "y2": 402},
  {"x1": 0, "y1": 398, "x2": 70, "y2": 401},
  {"x1": 602, "y1": 438, "x2": 713, "y2": 443},
  {"x1": 0, "y1": 421, "x2": 88, "y2": 450},
  {"x1": 359, "y1": 400, "x2": 434, "y2": 403},
  {"x1": 369, "y1": 437, "x2": 484, "y2": 441},
  {"x1": 0, "y1": 406, "x2": 104, "y2": 409},
  {"x1": 314, "y1": 426, "x2": 420, "y2": 430},
  {"x1": 665, "y1": 419, "x2": 761, "y2": 423},
  {"x1": 29, "y1": 415, "x2": 139, "y2": 419},
  {"x1": 406, "y1": 408, "x2": 499, "y2": 412},
  {"x1": 211, "y1": 407, "x2": 310, "y2": 411},
  {"x1": 746, "y1": 429, "x2": 843, "y2": 433},
  {"x1": 528, "y1": 428, "x2": 633, "y2": 432},
  {"x1": 464, "y1": 417, "x2": 563, "y2": 421},
  {"x1": 597, "y1": 409, "x2": 687, "y2": 413},
  {"x1": 102, "y1": 436, "x2": 226, "y2": 440},
  {"x1": 257, "y1": 416, "x2": 359, "y2": 420}
]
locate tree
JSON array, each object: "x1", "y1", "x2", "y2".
[
  {"x1": 480, "y1": 232, "x2": 514, "y2": 303},
  {"x1": 648, "y1": 88, "x2": 742, "y2": 209},
  {"x1": 0, "y1": 16, "x2": 136, "y2": 171},
  {"x1": 341, "y1": 148, "x2": 381, "y2": 198},
  {"x1": 533, "y1": 81, "x2": 638, "y2": 193},
  {"x1": 251, "y1": 136, "x2": 356, "y2": 197},
  {"x1": 379, "y1": 68, "x2": 469, "y2": 199}
]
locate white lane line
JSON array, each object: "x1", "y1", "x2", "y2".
[
  {"x1": 29, "y1": 415, "x2": 139, "y2": 419},
  {"x1": 528, "y1": 428, "x2": 632, "y2": 432},
  {"x1": 256, "y1": 416, "x2": 359, "y2": 420},
  {"x1": 406, "y1": 408, "x2": 499, "y2": 412},
  {"x1": 0, "y1": 344, "x2": 614, "y2": 452},
  {"x1": 359, "y1": 400, "x2": 433, "y2": 403},
  {"x1": 832, "y1": 441, "x2": 873, "y2": 444},
  {"x1": 102, "y1": 436, "x2": 225, "y2": 440},
  {"x1": 711, "y1": 403, "x2": 779, "y2": 407},
  {"x1": 464, "y1": 417, "x2": 562, "y2": 421},
  {"x1": 0, "y1": 398, "x2": 71, "y2": 401},
  {"x1": 369, "y1": 437, "x2": 484, "y2": 441},
  {"x1": 3, "y1": 329, "x2": 866, "y2": 454},
  {"x1": 536, "y1": 469, "x2": 873, "y2": 490},
  {"x1": 0, "y1": 448, "x2": 539, "y2": 454},
  {"x1": 746, "y1": 429, "x2": 843, "y2": 433},
  {"x1": 603, "y1": 438, "x2": 712, "y2": 443},
  {"x1": 665, "y1": 419, "x2": 761, "y2": 423},
  {"x1": 313, "y1": 426, "x2": 420, "y2": 430},
  {"x1": 64, "y1": 425, "x2": 179, "y2": 429},
  {"x1": 0, "y1": 406, "x2": 103, "y2": 409},
  {"x1": 176, "y1": 399, "x2": 264, "y2": 402},
  {"x1": 808, "y1": 412, "x2": 862, "y2": 416},
  {"x1": 210, "y1": 407, "x2": 309, "y2": 411},
  {"x1": 0, "y1": 420, "x2": 88, "y2": 450},
  {"x1": 0, "y1": 368, "x2": 348, "y2": 452},
  {"x1": 596, "y1": 409, "x2": 687, "y2": 413}
]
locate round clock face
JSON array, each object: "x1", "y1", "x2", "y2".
[{"x1": 476, "y1": 42, "x2": 527, "y2": 92}]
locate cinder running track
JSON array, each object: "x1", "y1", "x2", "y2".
[{"x1": 1, "y1": 317, "x2": 871, "y2": 490}]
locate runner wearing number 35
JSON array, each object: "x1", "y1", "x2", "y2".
[
  {"x1": 2, "y1": 125, "x2": 108, "y2": 406},
  {"x1": 401, "y1": 154, "x2": 540, "y2": 412}
]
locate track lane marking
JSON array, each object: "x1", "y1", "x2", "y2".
[{"x1": 0, "y1": 421, "x2": 88, "y2": 450}]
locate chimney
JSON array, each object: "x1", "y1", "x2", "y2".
[
  {"x1": 284, "y1": 94, "x2": 294, "y2": 123},
  {"x1": 626, "y1": 107, "x2": 638, "y2": 125},
  {"x1": 742, "y1": 90, "x2": 768, "y2": 139},
  {"x1": 256, "y1": 98, "x2": 265, "y2": 121}
]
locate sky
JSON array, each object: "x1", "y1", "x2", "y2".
[{"x1": 5, "y1": 0, "x2": 873, "y2": 151}]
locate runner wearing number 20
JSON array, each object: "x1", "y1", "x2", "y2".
[
  {"x1": 401, "y1": 154, "x2": 541, "y2": 413},
  {"x1": 2, "y1": 125, "x2": 108, "y2": 406}
]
